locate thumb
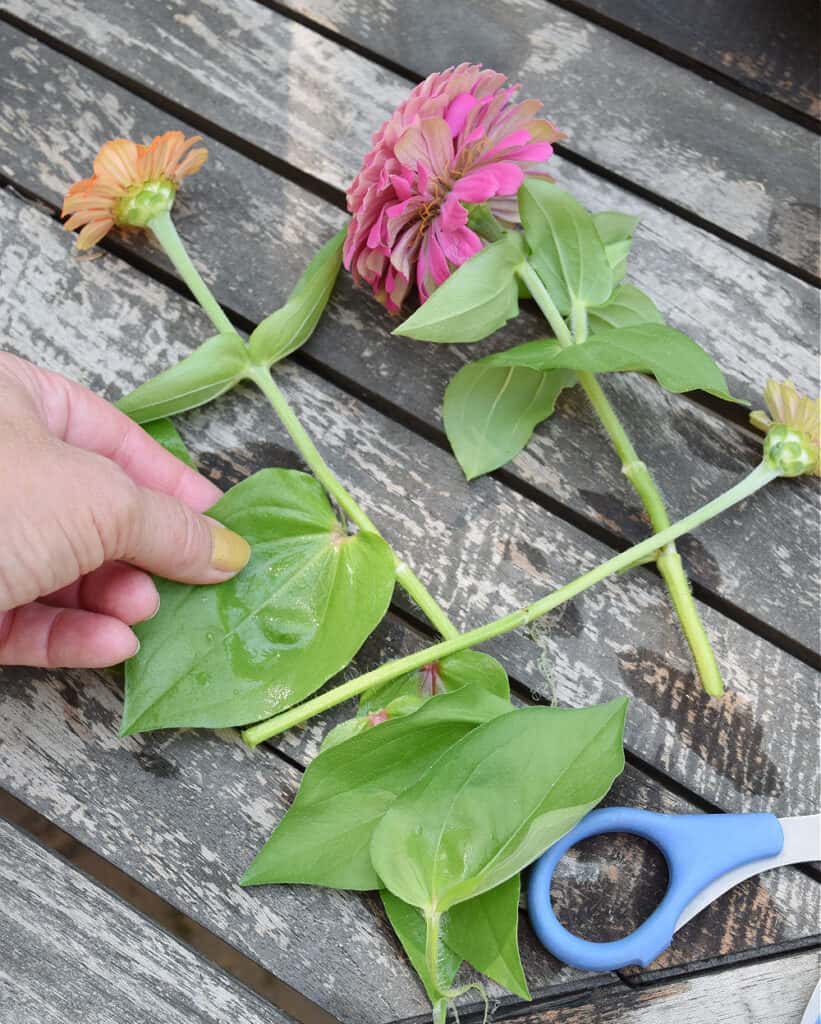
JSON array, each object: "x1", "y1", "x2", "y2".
[{"x1": 116, "y1": 483, "x2": 251, "y2": 585}]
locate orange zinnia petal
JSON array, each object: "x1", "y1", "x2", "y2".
[
  {"x1": 93, "y1": 138, "x2": 141, "y2": 188},
  {"x1": 76, "y1": 217, "x2": 114, "y2": 250}
]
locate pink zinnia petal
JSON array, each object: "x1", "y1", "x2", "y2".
[{"x1": 344, "y1": 63, "x2": 562, "y2": 311}]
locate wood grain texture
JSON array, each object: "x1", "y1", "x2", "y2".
[
  {"x1": 0, "y1": 190, "x2": 818, "y2": 1018},
  {"x1": 570, "y1": 0, "x2": 821, "y2": 121},
  {"x1": 1, "y1": 24, "x2": 818, "y2": 653},
  {"x1": 0, "y1": 820, "x2": 295, "y2": 1024},
  {"x1": 2, "y1": 188, "x2": 818, "y2": 818},
  {"x1": 3, "y1": 0, "x2": 819, "y2": 276},
  {"x1": 274, "y1": 0, "x2": 820, "y2": 274},
  {"x1": 505, "y1": 948, "x2": 821, "y2": 1023}
]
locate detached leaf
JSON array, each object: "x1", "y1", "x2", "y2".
[
  {"x1": 593, "y1": 211, "x2": 640, "y2": 289},
  {"x1": 359, "y1": 649, "x2": 510, "y2": 716},
  {"x1": 519, "y1": 181, "x2": 613, "y2": 315},
  {"x1": 122, "y1": 469, "x2": 395, "y2": 735},
  {"x1": 488, "y1": 324, "x2": 743, "y2": 403},
  {"x1": 142, "y1": 418, "x2": 196, "y2": 468},
  {"x1": 381, "y1": 891, "x2": 461, "y2": 1007},
  {"x1": 248, "y1": 228, "x2": 345, "y2": 367},
  {"x1": 117, "y1": 332, "x2": 249, "y2": 424},
  {"x1": 371, "y1": 699, "x2": 627, "y2": 914},
  {"x1": 393, "y1": 232, "x2": 526, "y2": 344},
  {"x1": 587, "y1": 284, "x2": 663, "y2": 331},
  {"x1": 443, "y1": 358, "x2": 576, "y2": 479},
  {"x1": 241, "y1": 684, "x2": 513, "y2": 890},
  {"x1": 446, "y1": 875, "x2": 530, "y2": 1000}
]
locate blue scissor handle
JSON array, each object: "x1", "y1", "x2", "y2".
[{"x1": 528, "y1": 807, "x2": 784, "y2": 972}]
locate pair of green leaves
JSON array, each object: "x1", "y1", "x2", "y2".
[
  {"x1": 118, "y1": 228, "x2": 345, "y2": 424},
  {"x1": 396, "y1": 181, "x2": 739, "y2": 480},
  {"x1": 243, "y1": 680, "x2": 627, "y2": 1005}
]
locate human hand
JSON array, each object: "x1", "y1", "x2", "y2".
[{"x1": 0, "y1": 353, "x2": 250, "y2": 669}]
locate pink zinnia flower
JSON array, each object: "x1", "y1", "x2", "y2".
[{"x1": 344, "y1": 63, "x2": 565, "y2": 312}]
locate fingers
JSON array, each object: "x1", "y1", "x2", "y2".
[
  {"x1": 42, "y1": 562, "x2": 160, "y2": 625},
  {"x1": 115, "y1": 484, "x2": 250, "y2": 584},
  {"x1": 0, "y1": 604, "x2": 139, "y2": 668},
  {"x1": 25, "y1": 359, "x2": 222, "y2": 512}
]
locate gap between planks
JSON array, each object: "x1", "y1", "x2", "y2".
[
  {"x1": 1, "y1": 176, "x2": 816, "y2": 680},
  {"x1": 0, "y1": 6, "x2": 817, "y2": 290},
  {"x1": 0, "y1": 788, "x2": 340, "y2": 1024}
]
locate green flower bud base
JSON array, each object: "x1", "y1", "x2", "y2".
[
  {"x1": 764, "y1": 425, "x2": 818, "y2": 477},
  {"x1": 117, "y1": 177, "x2": 177, "y2": 227}
]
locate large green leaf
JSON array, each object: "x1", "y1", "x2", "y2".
[
  {"x1": 241, "y1": 684, "x2": 513, "y2": 890},
  {"x1": 121, "y1": 469, "x2": 395, "y2": 735},
  {"x1": 487, "y1": 324, "x2": 742, "y2": 402},
  {"x1": 446, "y1": 874, "x2": 529, "y2": 1000},
  {"x1": 443, "y1": 358, "x2": 576, "y2": 480},
  {"x1": 519, "y1": 181, "x2": 613, "y2": 315},
  {"x1": 587, "y1": 284, "x2": 663, "y2": 331},
  {"x1": 359, "y1": 649, "x2": 510, "y2": 715},
  {"x1": 393, "y1": 232, "x2": 526, "y2": 344},
  {"x1": 381, "y1": 891, "x2": 461, "y2": 1010},
  {"x1": 593, "y1": 211, "x2": 640, "y2": 289},
  {"x1": 248, "y1": 228, "x2": 345, "y2": 367},
  {"x1": 371, "y1": 699, "x2": 627, "y2": 914},
  {"x1": 117, "y1": 332, "x2": 250, "y2": 424},
  {"x1": 142, "y1": 418, "x2": 196, "y2": 468}
]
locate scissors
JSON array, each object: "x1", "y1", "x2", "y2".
[{"x1": 528, "y1": 807, "x2": 821, "y2": 972}]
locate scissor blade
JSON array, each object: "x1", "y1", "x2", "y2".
[{"x1": 675, "y1": 814, "x2": 821, "y2": 932}]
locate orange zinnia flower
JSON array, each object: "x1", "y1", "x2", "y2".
[{"x1": 62, "y1": 131, "x2": 208, "y2": 250}]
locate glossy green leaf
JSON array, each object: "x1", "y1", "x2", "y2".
[
  {"x1": 519, "y1": 181, "x2": 613, "y2": 315},
  {"x1": 381, "y1": 891, "x2": 461, "y2": 1008},
  {"x1": 248, "y1": 228, "x2": 345, "y2": 367},
  {"x1": 142, "y1": 418, "x2": 196, "y2": 468},
  {"x1": 122, "y1": 468, "x2": 395, "y2": 735},
  {"x1": 359, "y1": 649, "x2": 510, "y2": 716},
  {"x1": 117, "y1": 332, "x2": 249, "y2": 424},
  {"x1": 443, "y1": 358, "x2": 576, "y2": 479},
  {"x1": 371, "y1": 699, "x2": 627, "y2": 914},
  {"x1": 393, "y1": 232, "x2": 526, "y2": 344},
  {"x1": 446, "y1": 874, "x2": 529, "y2": 1000},
  {"x1": 593, "y1": 211, "x2": 640, "y2": 288},
  {"x1": 587, "y1": 284, "x2": 663, "y2": 332},
  {"x1": 241, "y1": 684, "x2": 513, "y2": 890},
  {"x1": 487, "y1": 324, "x2": 742, "y2": 403}
]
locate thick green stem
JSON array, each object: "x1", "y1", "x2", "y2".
[
  {"x1": 242, "y1": 462, "x2": 777, "y2": 745},
  {"x1": 247, "y1": 365, "x2": 459, "y2": 641},
  {"x1": 148, "y1": 211, "x2": 235, "y2": 336},
  {"x1": 517, "y1": 262, "x2": 723, "y2": 696}
]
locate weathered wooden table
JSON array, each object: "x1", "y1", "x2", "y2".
[{"x1": 0, "y1": 2, "x2": 819, "y2": 1021}]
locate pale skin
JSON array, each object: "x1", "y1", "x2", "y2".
[{"x1": 0, "y1": 353, "x2": 250, "y2": 669}]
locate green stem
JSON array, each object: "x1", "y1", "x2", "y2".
[
  {"x1": 242, "y1": 461, "x2": 777, "y2": 745},
  {"x1": 517, "y1": 262, "x2": 723, "y2": 696},
  {"x1": 148, "y1": 211, "x2": 235, "y2": 336},
  {"x1": 247, "y1": 365, "x2": 459, "y2": 641}
]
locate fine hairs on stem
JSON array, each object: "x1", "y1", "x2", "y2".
[{"x1": 516, "y1": 260, "x2": 723, "y2": 697}]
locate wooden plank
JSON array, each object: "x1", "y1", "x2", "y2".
[
  {"x1": 0, "y1": 190, "x2": 817, "y2": 1015},
  {"x1": 501, "y1": 948, "x2": 821, "y2": 1023},
  {"x1": 274, "y1": 0, "x2": 819, "y2": 275},
  {"x1": 564, "y1": 0, "x2": 821, "y2": 123},
  {"x1": 2, "y1": 187, "x2": 818, "y2": 819},
  {"x1": 1, "y1": 24, "x2": 818, "y2": 654},
  {"x1": 3, "y1": 0, "x2": 819, "y2": 276},
  {"x1": 0, "y1": 820, "x2": 296, "y2": 1024}
]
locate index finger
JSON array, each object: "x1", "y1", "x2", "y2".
[{"x1": 33, "y1": 362, "x2": 223, "y2": 512}]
